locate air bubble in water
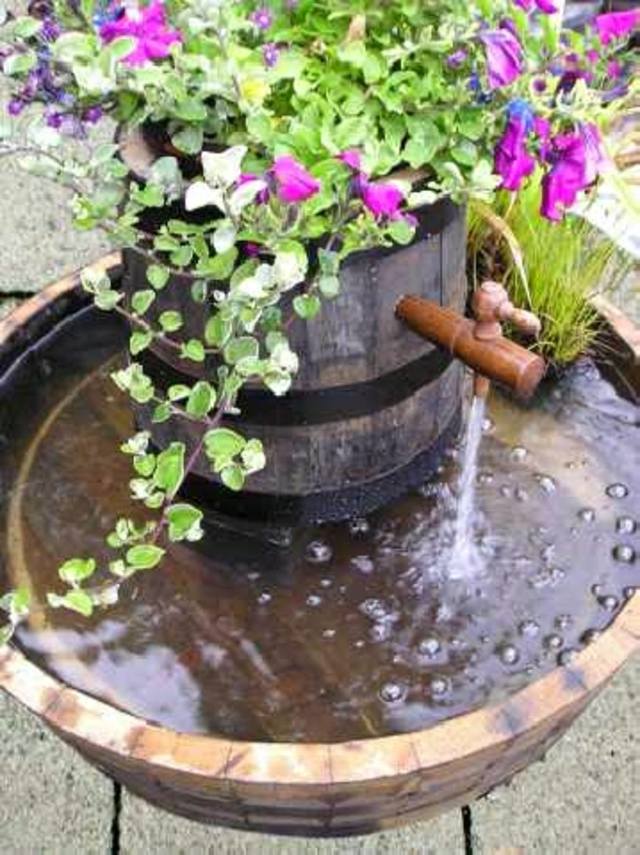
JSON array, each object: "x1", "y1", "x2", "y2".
[
  {"x1": 349, "y1": 517, "x2": 370, "y2": 537},
  {"x1": 418, "y1": 638, "x2": 441, "y2": 658},
  {"x1": 482, "y1": 417, "x2": 494, "y2": 434},
  {"x1": 510, "y1": 446, "x2": 528, "y2": 462},
  {"x1": 498, "y1": 644, "x2": 520, "y2": 666},
  {"x1": 544, "y1": 633, "x2": 563, "y2": 650},
  {"x1": 305, "y1": 540, "x2": 333, "y2": 564},
  {"x1": 535, "y1": 474, "x2": 556, "y2": 494},
  {"x1": 477, "y1": 471, "x2": 494, "y2": 485},
  {"x1": 558, "y1": 649, "x2": 577, "y2": 666},
  {"x1": 616, "y1": 516, "x2": 637, "y2": 535},
  {"x1": 359, "y1": 598, "x2": 389, "y2": 621},
  {"x1": 500, "y1": 485, "x2": 513, "y2": 498},
  {"x1": 306, "y1": 594, "x2": 322, "y2": 607},
  {"x1": 519, "y1": 619, "x2": 540, "y2": 637},
  {"x1": 581, "y1": 629, "x2": 601, "y2": 645},
  {"x1": 578, "y1": 508, "x2": 596, "y2": 523},
  {"x1": 599, "y1": 595, "x2": 619, "y2": 612},
  {"x1": 320, "y1": 578, "x2": 333, "y2": 588},
  {"x1": 623, "y1": 586, "x2": 637, "y2": 600},
  {"x1": 613, "y1": 545, "x2": 636, "y2": 564},
  {"x1": 379, "y1": 682, "x2": 407, "y2": 703},
  {"x1": 351, "y1": 555, "x2": 374, "y2": 575},
  {"x1": 515, "y1": 488, "x2": 528, "y2": 503},
  {"x1": 606, "y1": 483, "x2": 629, "y2": 499},
  {"x1": 257, "y1": 592, "x2": 272, "y2": 605},
  {"x1": 322, "y1": 629, "x2": 336, "y2": 639},
  {"x1": 555, "y1": 614, "x2": 573, "y2": 630},
  {"x1": 429, "y1": 676, "x2": 450, "y2": 697}
]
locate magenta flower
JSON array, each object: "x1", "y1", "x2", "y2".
[
  {"x1": 361, "y1": 180, "x2": 406, "y2": 219},
  {"x1": 237, "y1": 172, "x2": 270, "y2": 204},
  {"x1": 99, "y1": 1, "x2": 181, "y2": 67},
  {"x1": 338, "y1": 149, "x2": 362, "y2": 171},
  {"x1": 272, "y1": 156, "x2": 320, "y2": 203},
  {"x1": 479, "y1": 29, "x2": 523, "y2": 90},
  {"x1": 593, "y1": 10, "x2": 640, "y2": 45},
  {"x1": 513, "y1": 0, "x2": 558, "y2": 12},
  {"x1": 540, "y1": 126, "x2": 603, "y2": 222},
  {"x1": 494, "y1": 117, "x2": 536, "y2": 191}
]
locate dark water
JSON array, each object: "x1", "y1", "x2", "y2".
[{"x1": 0, "y1": 307, "x2": 638, "y2": 742}]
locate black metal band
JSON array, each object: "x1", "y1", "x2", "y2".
[
  {"x1": 140, "y1": 346, "x2": 454, "y2": 427},
  {"x1": 180, "y1": 407, "x2": 462, "y2": 527}
]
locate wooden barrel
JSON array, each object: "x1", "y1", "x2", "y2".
[
  {"x1": 1, "y1": 273, "x2": 639, "y2": 837},
  {"x1": 122, "y1": 200, "x2": 467, "y2": 524},
  {"x1": 1, "y1": 599, "x2": 638, "y2": 836}
]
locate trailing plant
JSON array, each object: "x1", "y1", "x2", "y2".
[
  {"x1": 468, "y1": 174, "x2": 632, "y2": 364},
  {"x1": 0, "y1": 0, "x2": 638, "y2": 639}
]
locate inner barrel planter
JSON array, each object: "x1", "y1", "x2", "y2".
[
  {"x1": 120, "y1": 128, "x2": 466, "y2": 524},
  {"x1": 123, "y1": 204, "x2": 466, "y2": 524}
]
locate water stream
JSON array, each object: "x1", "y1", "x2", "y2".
[{"x1": 449, "y1": 395, "x2": 486, "y2": 580}]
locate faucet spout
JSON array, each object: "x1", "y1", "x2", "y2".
[{"x1": 396, "y1": 283, "x2": 546, "y2": 399}]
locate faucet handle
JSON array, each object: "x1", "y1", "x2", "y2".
[{"x1": 499, "y1": 305, "x2": 542, "y2": 339}]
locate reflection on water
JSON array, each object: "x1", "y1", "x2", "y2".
[{"x1": 0, "y1": 308, "x2": 638, "y2": 742}]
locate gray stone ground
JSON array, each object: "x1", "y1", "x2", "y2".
[{"x1": 0, "y1": 137, "x2": 638, "y2": 855}]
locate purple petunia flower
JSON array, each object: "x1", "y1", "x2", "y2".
[
  {"x1": 271, "y1": 156, "x2": 320, "y2": 203},
  {"x1": 99, "y1": 1, "x2": 181, "y2": 67},
  {"x1": 513, "y1": 0, "x2": 558, "y2": 13},
  {"x1": 250, "y1": 7, "x2": 273, "y2": 31},
  {"x1": 262, "y1": 42, "x2": 279, "y2": 67},
  {"x1": 360, "y1": 180, "x2": 406, "y2": 219},
  {"x1": 540, "y1": 124, "x2": 604, "y2": 222},
  {"x1": 593, "y1": 10, "x2": 640, "y2": 45},
  {"x1": 338, "y1": 149, "x2": 362, "y2": 171},
  {"x1": 494, "y1": 116, "x2": 536, "y2": 191},
  {"x1": 479, "y1": 28, "x2": 523, "y2": 90}
]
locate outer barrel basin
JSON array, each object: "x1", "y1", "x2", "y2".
[
  {"x1": 122, "y1": 201, "x2": 467, "y2": 525},
  {"x1": 0, "y1": 257, "x2": 638, "y2": 837}
]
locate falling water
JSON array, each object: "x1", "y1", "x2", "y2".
[{"x1": 448, "y1": 395, "x2": 487, "y2": 579}]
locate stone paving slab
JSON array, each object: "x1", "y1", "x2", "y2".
[
  {"x1": 470, "y1": 656, "x2": 640, "y2": 855},
  {"x1": 0, "y1": 159, "x2": 110, "y2": 294},
  {"x1": 118, "y1": 791, "x2": 465, "y2": 855},
  {"x1": 0, "y1": 692, "x2": 113, "y2": 854}
]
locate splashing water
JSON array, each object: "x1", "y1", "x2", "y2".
[{"x1": 449, "y1": 395, "x2": 487, "y2": 579}]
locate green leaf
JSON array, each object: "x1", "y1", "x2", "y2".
[
  {"x1": 197, "y1": 247, "x2": 238, "y2": 281},
  {"x1": 48, "y1": 590, "x2": 93, "y2": 618},
  {"x1": 204, "y1": 428, "x2": 245, "y2": 459},
  {"x1": 180, "y1": 339, "x2": 206, "y2": 363},
  {"x1": 58, "y1": 558, "x2": 97, "y2": 585},
  {"x1": 240, "y1": 439, "x2": 266, "y2": 474},
  {"x1": 166, "y1": 503, "x2": 204, "y2": 542},
  {"x1": 159, "y1": 310, "x2": 183, "y2": 332},
  {"x1": 318, "y1": 275, "x2": 340, "y2": 299},
  {"x1": 125, "y1": 544, "x2": 165, "y2": 570},
  {"x1": 171, "y1": 124, "x2": 204, "y2": 155},
  {"x1": 152, "y1": 402, "x2": 171, "y2": 423},
  {"x1": 146, "y1": 264, "x2": 170, "y2": 290},
  {"x1": 94, "y1": 290, "x2": 122, "y2": 311},
  {"x1": 153, "y1": 442, "x2": 185, "y2": 493},
  {"x1": 387, "y1": 218, "x2": 416, "y2": 246},
  {"x1": 186, "y1": 381, "x2": 217, "y2": 418},
  {"x1": 221, "y1": 463, "x2": 245, "y2": 492},
  {"x1": 204, "y1": 314, "x2": 232, "y2": 348},
  {"x1": 130, "y1": 330, "x2": 153, "y2": 355},
  {"x1": 131, "y1": 289, "x2": 156, "y2": 315},
  {"x1": 3, "y1": 51, "x2": 37, "y2": 76},
  {"x1": 167, "y1": 384, "x2": 190, "y2": 401},
  {"x1": 11, "y1": 16, "x2": 42, "y2": 38},
  {"x1": 293, "y1": 294, "x2": 321, "y2": 320},
  {"x1": 133, "y1": 454, "x2": 156, "y2": 477},
  {"x1": 223, "y1": 336, "x2": 259, "y2": 365},
  {"x1": 0, "y1": 624, "x2": 14, "y2": 646}
]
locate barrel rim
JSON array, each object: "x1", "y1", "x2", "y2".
[{"x1": 0, "y1": 253, "x2": 639, "y2": 790}]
